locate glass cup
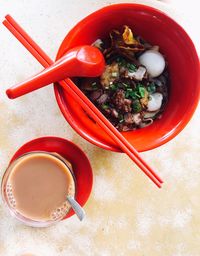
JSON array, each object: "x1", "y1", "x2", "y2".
[{"x1": 1, "y1": 151, "x2": 76, "y2": 227}]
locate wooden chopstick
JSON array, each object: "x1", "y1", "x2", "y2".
[{"x1": 3, "y1": 15, "x2": 163, "y2": 188}]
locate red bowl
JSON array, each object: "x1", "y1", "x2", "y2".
[
  {"x1": 54, "y1": 3, "x2": 200, "y2": 152},
  {"x1": 9, "y1": 137, "x2": 93, "y2": 219}
]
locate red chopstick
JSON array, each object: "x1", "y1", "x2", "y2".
[{"x1": 3, "y1": 15, "x2": 163, "y2": 188}]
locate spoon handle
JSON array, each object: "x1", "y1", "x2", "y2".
[
  {"x1": 67, "y1": 196, "x2": 85, "y2": 221},
  {"x1": 6, "y1": 45, "x2": 104, "y2": 99}
]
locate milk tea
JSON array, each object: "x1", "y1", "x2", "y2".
[{"x1": 4, "y1": 152, "x2": 75, "y2": 222}]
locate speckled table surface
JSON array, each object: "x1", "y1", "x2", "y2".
[{"x1": 0, "y1": 0, "x2": 199, "y2": 255}]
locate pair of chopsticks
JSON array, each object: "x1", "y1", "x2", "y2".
[{"x1": 3, "y1": 15, "x2": 163, "y2": 188}]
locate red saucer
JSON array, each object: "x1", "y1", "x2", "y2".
[{"x1": 10, "y1": 136, "x2": 93, "y2": 219}]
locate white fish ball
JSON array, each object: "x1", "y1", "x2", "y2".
[
  {"x1": 138, "y1": 50, "x2": 165, "y2": 78},
  {"x1": 147, "y1": 93, "x2": 163, "y2": 112}
]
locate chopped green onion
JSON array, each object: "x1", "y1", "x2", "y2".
[
  {"x1": 92, "y1": 82, "x2": 98, "y2": 89},
  {"x1": 110, "y1": 84, "x2": 117, "y2": 90},
  {"x1": 125, "y1": 91, "x2": 130, "y2": 98},
  {"x1": 102, "y1": 104, "x2": 109, "y2": 109},
  {"x1": 135, "y1": 83, "x2": 147, "y2": 98},
  {"x1": 119, "y1": 114, "x2": 124, "y2": 123},
  {"x1": 116, "y1": 57, "x2": 126, "y2": 67},
  {"x1": 122, "y1": 82, "x2": 129, "y2": 88},
  {"x1": 125, "y1": 90, "x2": 140, "y2": 99},
  {"x1": 147, "y1": 82, "x2": 156, "y2": 94},
  {"x1": 127, "y1": 63, "x2": 137, "y2": 72},
  {"x1": 133, "y1": 91, "x2": 141, "y2": 99},
  {"x1": 132, "y1": 100, "x2": 142, "y2": 113},
  {"x1": 138, "y1": 87, "x2": 146, "y2": 98}
]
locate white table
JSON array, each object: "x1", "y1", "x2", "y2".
[{"x1": 0, "y1": 1, "x2": 199, "y2": 255}]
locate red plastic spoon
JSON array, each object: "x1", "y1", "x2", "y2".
[{"x1": 6, "y1": 45, "x2": 105, "y2": 99}]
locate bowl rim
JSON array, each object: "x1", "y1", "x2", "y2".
[{"x1": 54, "y1": 3, "x2": 200, "y2": 152}]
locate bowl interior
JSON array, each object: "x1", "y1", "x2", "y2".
[{"x1": 54, "y1": 4, "x2": 200, "y2": 152}]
